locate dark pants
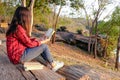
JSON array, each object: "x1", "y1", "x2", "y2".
[{"x1": 20, "y1": 44, "x2": 53, "y2": 64}]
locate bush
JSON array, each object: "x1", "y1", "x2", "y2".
[{"x1": 76, "y1": 29, "x2": 82, "y2": 34}]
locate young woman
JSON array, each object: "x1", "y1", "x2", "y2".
[{"x1": 6, "y1": 6, "x2": 64, "y2": 71}]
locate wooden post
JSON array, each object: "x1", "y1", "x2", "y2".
[{"x1": 115, "y1": 36, "x2": 120, "y2": 70}]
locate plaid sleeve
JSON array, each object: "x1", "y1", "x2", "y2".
[{"x1": 15, "y1": 25, "x2": 41, "y2": 48}]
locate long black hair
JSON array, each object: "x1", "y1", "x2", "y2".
[{"x1": 6, "y1": 6, "x2": 31, "y2": 36}]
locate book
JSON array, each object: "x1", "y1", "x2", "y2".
[
  {"x1": 23, "y1": 62, "x2": 44, "y2": 71},
  {"x1": 0, "y1": 40, "x2": 2, "y2": 45},
  {"x1": 45, "y1": 28, "x2": 55, "y2": 39}
]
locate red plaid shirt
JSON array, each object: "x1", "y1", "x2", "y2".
[{"x1": 6, "y1": 25, "x2": 41, "y2": 64}]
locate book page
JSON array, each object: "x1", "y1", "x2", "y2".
[{"x1": 45, "y1": 28, "x2": 55, "y2": 39}]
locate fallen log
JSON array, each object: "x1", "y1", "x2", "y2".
[
  {"x1": 56, "y1": 32, "x2": 76, "y2": 45},
  {"x1": 55, "y1": 31, "x2": 96, "y2": 47},
  {"x1": 58, "y1": 64, "x2": 111, "y2": 80}
]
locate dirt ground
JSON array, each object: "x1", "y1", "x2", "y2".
[{"x1": 48, "y1": 42, "x2": 120, "y2": 80}]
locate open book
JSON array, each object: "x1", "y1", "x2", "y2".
[{"x1": 45, "y1": 28, "x2": 55, "y2": 39}]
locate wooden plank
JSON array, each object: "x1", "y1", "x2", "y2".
[
  {"x1": 31, "y1": 67, "x2": 65, "y2": 80},
  {"x1": 58, "y1": 65, "x2": 90, "y2": 80},
  {"x1": 0, "y1": 47, "x2": 26, "y2": 80},
  {"x1": 0, "y1": 44, "x2": 36, "y2": 80},
  {"x1": 16, "y1": 64, "x2": 37, "y2": 80}
]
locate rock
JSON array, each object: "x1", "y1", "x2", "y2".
[{"x1": 34, "y1": 24, "x2": 47, "y2": 31}]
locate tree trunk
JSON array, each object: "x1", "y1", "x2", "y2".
[
  {"x1": 52, "y1": 3, "x2": 56, "y2": 28},
  {"x1": 115, "y1": 36, "x2": 120, "y2": 70},
  {"x1": 51, "y1": 3, "x2": 56, "y2": 43},
  {"x1": 52, "y1": 5, "x2": 62, "y2": 44},
  {"x1": 94, "y1": 36, "x2": 97, "y2": 58},
  {"x1": 84, "y1": 6, "x2": 91, "y2": 53},
  {"x1": 28, "y1": 0, "x2": 35, "y2": 36},
  {"x1": 21, "y1": 0, "x2": 35, "y2": 37},
  {"x1": 83, "y1": 7, "x2": 90, "y2": 27},
  {"x1": 94, "y1": 24, "x2": 98, "y2": 58},
  {"x1": 88, "y1": 20, "x2": 94, "y2": 53},
  {"x1": 21, "y1": 0, "x2": 26, "y2": 7},
  {"x1": 103, "y1": 36, "x2": 108, "y2": 58},
  {"x1": 88, "y1": 34, "x2": 92, "y2": 52},
  {"x1": 93, "y1": 6, "x2": 100, "y2": 58}
]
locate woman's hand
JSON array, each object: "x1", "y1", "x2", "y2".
[{"x1": 40, "y1": 38, "x2": 50, "y2": 44}]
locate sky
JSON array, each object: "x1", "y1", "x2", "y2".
[{"x1": 56, "y1": 0, "x2": 120, "y2": 21}]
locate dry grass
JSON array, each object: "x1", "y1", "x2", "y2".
[{"x1": 48, "y1": 42, "x2": 120, "y2": 80}]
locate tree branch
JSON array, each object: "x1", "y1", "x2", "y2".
[
  {"x1": 28, "y1": 0, "x2": 35, "y2": 36},
  {"x1": 21, "y1": 0, "x2": 26, "y2": 7}
]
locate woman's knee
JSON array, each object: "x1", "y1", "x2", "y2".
[{"x1": 41, "y1": 44, "x2": 48, "y2": 49}]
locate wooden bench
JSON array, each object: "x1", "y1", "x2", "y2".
[{"x1": 0, "y1": 45, "x2": 65, "y2": 80}]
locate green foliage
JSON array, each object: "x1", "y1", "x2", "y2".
[
  {"x1": 70, "y1": 0, "x2": 83, "y2": 10},
  {"x1": 97, "y1": 21, "x2": 119, "y2": 57},
  {"x1": 111, "y1": 6, "x2": 120, "y2": 26},
  {"x1": 0, "y1": 1, "x2": 17, "y2": 22},
  {"x1": 58, "y1": 17, "x2": 72, "y2": 26},
  {"x1": 96, "y1": 7, "x2": 120, "y2": 58},
  {"x1": 33, "y1": 7, "x2": 52, "y2": 29},
  {"x1": 106, "y1": 36, "x2": 117, "y2": 57},
  {"x1": 34, "y1": 0, "x2": 51, "y2": 13},
  {"x1": 76, "y1": 29, "x2": 82, "y2": 34},
  {"x1": 0, "y1": 2, "x2": 6, "y2": 16},
  {"x1": 49, "y1": 0, "x2": 66, "y2": 6}
]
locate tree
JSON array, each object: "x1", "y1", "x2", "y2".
[
  {"x1": 116, "y1": 35, "x2": 120, "y2": 70},
  {"x1": 70, "y1": 0, "x2": 113, "y2": 58},
  {"x1": 98, "y1": 6, "x2": 120, "y2": 69},
  {"x1": 111, "y1": 6, "x2": 120, "y2": 69},
  {"x1": 21, "y1": 0, "x2": 35, "y2": 37},
  {"x1": 70, "y1": 0, "x2": 90, "y2": 27},
  {"x1": 0, "y1": 2, "x2": 7, "y2": 20},
  {"x1": 0, "y1": 0, "x2": 19, "y2": 22},
  {"x1": 49, "y1": 0, "x2": 66, "y2": 43}
]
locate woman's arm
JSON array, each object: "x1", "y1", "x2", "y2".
[
  {"x1": 40, "y1": 38, "x2": 50, "y2": 44},
  {"x1": 15, "y1": 25, "x2": 40, "y2": 48}
]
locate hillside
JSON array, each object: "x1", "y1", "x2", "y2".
[
  {"x1": 48, "y1": 42, "x2": 120, "y2": 79},
  {"x1": 32, "y1": 28, "x2": 120, "y2": 80},
  {"x1": 1, "y1": 30, "x2": 120, "y2": 80}
]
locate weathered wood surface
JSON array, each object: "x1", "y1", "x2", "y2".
[
  {"x1": 55, "y1": 32, "x2": 96, "y2": 45},
  {"x1": 0, "y1": 46, "x2": 26, "y2": 80},
  {"x1": 0, "y1": 43, "x2": 65, "y2": 80},
  {"x1": 58, "y1": 65, "x2": 91, "y2": 80},
  {"x1": 16, "y1": 64, "x2": 37, "y2": 80},
  {"x1": 58, "y1": 65, "x2": 112, "y2": 80},
  {"x1": 0, "y1": 41, "x2": 36, "y2": 80},
  {"x1": 31, "y1": 67, "x2": 65, "y2": 80}
]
